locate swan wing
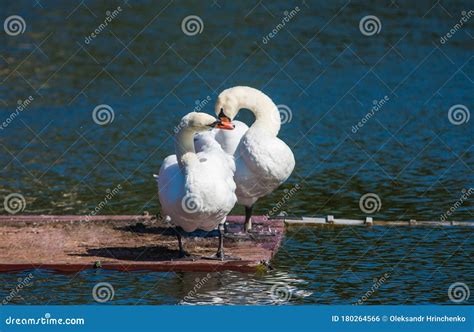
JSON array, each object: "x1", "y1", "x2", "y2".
[
  {"x1": 157, "y1": 155, "x2": 186, "y2": 219},
  {"x1": 234, "y1": 132, "x2": 295, "y2": 205},
  {"x1": 157, "y1": 150, "x2": 237, "y2": 233}
]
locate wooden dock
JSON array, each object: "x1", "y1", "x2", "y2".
[{"x1": 0, "y1": 215, "x2": 284, "y2": 273}]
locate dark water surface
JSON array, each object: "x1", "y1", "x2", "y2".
[{"x1": 0, "y1": 0, "x2": 472, "y2": 304}]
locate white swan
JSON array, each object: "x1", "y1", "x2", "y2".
[
  {"x1": 211, "y1": 86, "x2": 295, "y2": 232},
  {"x1": 157, "y1": 112, "x2": 237, "y2": 259}
]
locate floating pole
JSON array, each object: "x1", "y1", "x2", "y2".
[{"x1": 284, "y1": 216, "x2": 473, "y2": 227}]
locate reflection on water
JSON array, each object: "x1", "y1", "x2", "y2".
[
  {"x1": 0, "y1": 1, "x2": 472, "y2": 305},
  {"x1": 179, "y1": 271, "x2": 312, "y2": 305}
]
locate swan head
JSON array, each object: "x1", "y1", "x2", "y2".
[
  {"x1": 215, "y1": 90, "x2": 239, "y2": 125},
  {"x1": 179, "y1": 112, "x2": 234, "y2": 132}
]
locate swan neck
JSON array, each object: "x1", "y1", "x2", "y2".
[
  {"x1": 175, "y1": 129, "x2": 196, "y2": 167},
  {"x1": 235, "y1": 88, "x2": 280, "y2": 136}
]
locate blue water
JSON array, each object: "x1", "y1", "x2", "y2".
[{"x1": 0, "y1": 0, "x2": 472, "y2": 304}]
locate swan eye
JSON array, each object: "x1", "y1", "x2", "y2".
[{"x1": 209, "y1": 120, "x2": 220, "y2": 128}]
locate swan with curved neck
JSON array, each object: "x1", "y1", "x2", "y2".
[
  {"x1": 214, "y1": 86, "x2": 295, "y2": 232},
  {"x1": 216, "y1": 86, "x2": 281, "y2": 136},
  {"x1": 157, "y1": 112, "x2": 237, "y2": 259}
]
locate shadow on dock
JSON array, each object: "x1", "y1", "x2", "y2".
[
  {"x1": 115, "y1": 223, "x2": 220, "y2": 238},
  {"x1": 72, "y1": 246, "x2": 181, "y2": 261}
]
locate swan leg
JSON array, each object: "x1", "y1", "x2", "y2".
[
  {"x1": 244, "y1": 205, "x2": 253, "y2": 232},
  {"x1": 175, "y1": 228, "x2": 190, "y2": 258},
  {"x1": 215, "y1": 224, "x2": 225, "y2": 260},
  {"x1": 202, "y1": 224, "x2": 241, "y2": 261}
]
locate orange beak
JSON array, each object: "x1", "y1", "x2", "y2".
[{"x1": 215, "y1": 117, "x2": 235, "y2": 130}]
